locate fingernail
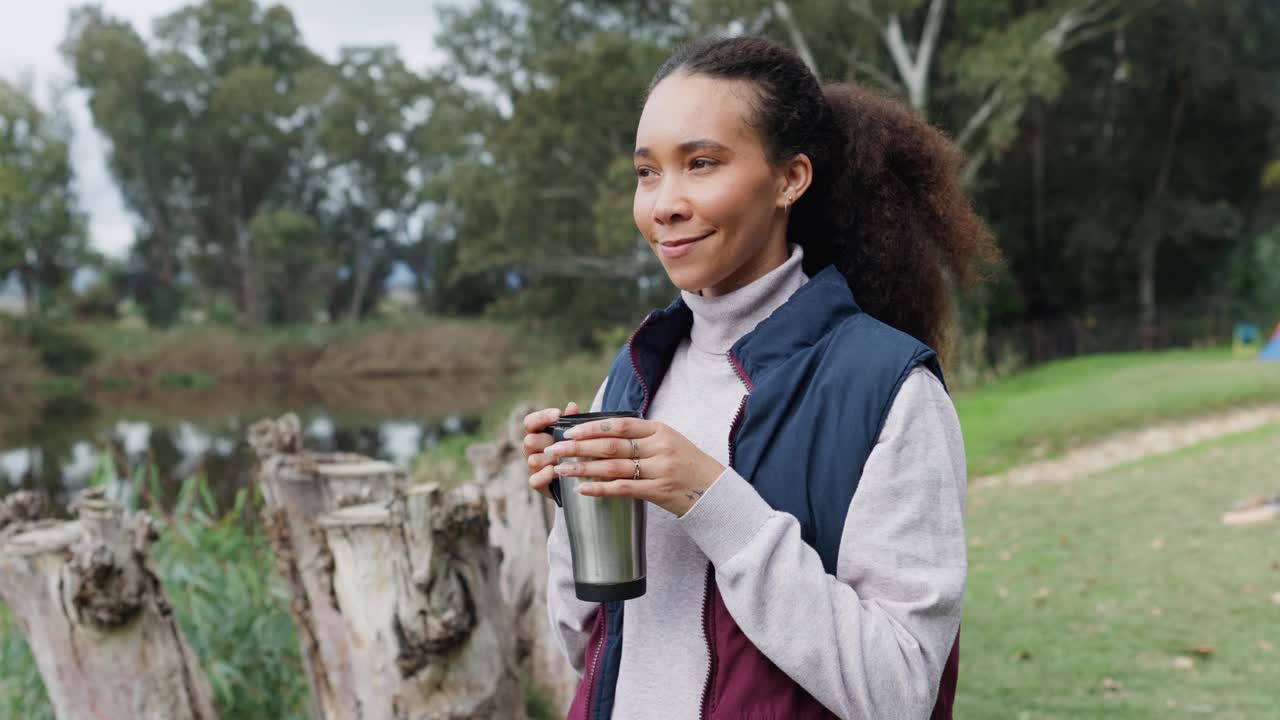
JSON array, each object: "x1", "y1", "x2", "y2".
[
  {"x1": 546, "y1": 443, "x2": 564, "y2": 456},
  {"x1": 564, "y1": 427, "x2": 581, "y2": 439}
]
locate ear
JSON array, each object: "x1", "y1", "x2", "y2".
[{"x1": 776, "y1": 153, "x2": 814, "y2": 209}]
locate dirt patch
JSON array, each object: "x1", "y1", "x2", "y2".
[{"x1": 973, "y1": 403, "x2": 1280, "y2": 489}]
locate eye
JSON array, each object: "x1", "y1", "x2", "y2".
[
  {"x1": 635, "y1": 167, "x2": 656, "y2": 180},
  {"x1": 690, "y1": 157, "x2": 717, "y2": 170}
]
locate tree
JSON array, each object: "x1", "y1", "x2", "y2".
[
  {"x1": 0, "y1": 78, "x2": 87, "y2": 316},
  {"x1": 65, "y1": 0, "x2": 326, "y2": 326}
]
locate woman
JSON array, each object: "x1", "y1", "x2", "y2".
[{"x1": 523, "y1": 36, "x2": 997, "y2": 720}]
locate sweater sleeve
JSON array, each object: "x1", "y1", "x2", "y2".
[
  {"x1": 677, "y1": 366, "x2": 967, "y2": 718},
  {"x1": 545, "y1": 378, "x2": 610, "y2": 674}
]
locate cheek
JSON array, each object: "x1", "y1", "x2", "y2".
[
  {"x1": 633, "y1": 188, "x2": 651, "y2": 237},
  {"x1": 694, "y1": 173, "x2": 770, "y2": 231}
]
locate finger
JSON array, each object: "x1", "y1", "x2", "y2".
[
  {"x1": 544, "y1": 437, "x2": 637, "y2": 460},
  {"x1": 564, "y1": 417, "x2": 653, "y2": 440},
  {"x1": 523, "y1": 432, "x2": 554, "y2": 455},
  {"x1": 523, "y1": 407, "x2": 562, "y2": 434},
  {"x1": 577, "y1": 479, "x2": 644, "y2": 499},
  {"x1": 554, "y1": 458, "x2": 637, "y2": 480},
  {"x1": 528, "y1": 465, "x2": 556, "y2": 498},
  {"x1": 526, "y1": 451, "x2": 555, "y2": 473},
  {"x1": 565, "y1": 401, "x2": 581, "y2": 415}
]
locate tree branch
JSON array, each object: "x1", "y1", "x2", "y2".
[{"x1": 772, "y1": 1, "x2": 820, "y2": 77}]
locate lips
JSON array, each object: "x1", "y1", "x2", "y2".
[{"x1": 658, "y1": 232, "x2": 712, "y2": 259}]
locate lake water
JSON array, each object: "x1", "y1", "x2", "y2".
[{"x1": 0, "y1": 373, "x2": 512, "y2": 516}]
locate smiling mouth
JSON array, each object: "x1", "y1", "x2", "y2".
[{"x1": 659, "y1": 232, "x2": 712, "y2": 248}]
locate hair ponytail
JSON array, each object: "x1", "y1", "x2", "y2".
[{"x1": 650, "y1": 37, "x2": 999, "y2": 355}]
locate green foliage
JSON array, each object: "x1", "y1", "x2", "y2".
[
  {"x1": 0, "y1": 78, "x2": 87, "y2": 317},
  {"x1": 153, "y1": 477, "x2": 309, "y2": 719},
  {"x1": 25, "y1": 320, "x2": 97, "y2": 375}
]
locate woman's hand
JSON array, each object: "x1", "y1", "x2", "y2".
[
  {"x1": 523, "y1": 401, "x2": 581, "y2": 500},
  {"x1": 544, "y1": 417, "x2": 724, "y2": 517}
]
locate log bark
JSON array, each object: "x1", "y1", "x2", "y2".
[
  {"x1": 466, "y1": 404, "x2": 577, "y2": 713},
  {"x1": 0, "y1": 488, "x2": 217, "y2": 720},
  {"x1": 248, "y1": 413, "x2": 408, "y2": 720},
  {"x1": 318, "y1": 483, "x2": 524, "y2": 719}
]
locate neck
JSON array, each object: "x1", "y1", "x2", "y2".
[
  {"x1": 704, "y1": 233, "x2": 789, "y2": 298},
  {"x1": 682, "y1": 243, "x2": 807, "y2": 354}
]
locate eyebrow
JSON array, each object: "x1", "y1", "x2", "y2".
[{"x1": 633, "y1": 138, "x2": 731, "y2": 159}]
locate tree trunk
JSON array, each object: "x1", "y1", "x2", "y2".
[
  {"x1": 248, "y1": 413, "x2": 524, "y2": 719},
  {"x1": 1135, "y1": 75, "x2": 1189, "y2": 346},
  {"x1": 318, "y1": 483, "x2": 524, "y2": 719},
  {"x1": 466, "y1": 404, "x2": 578, "y2": 713},
  {"x1": 235, "y1": 214, "x2": 262, "y2": 327},
  {"x1": 0, "y1": 489, "x2": 218, "y2": 720},
  {"x1": 248, "y1": 414, "x2": 407, "y2": 720},
  {"x1": 345, "y1": 242, "x2": 378, "y2": 323}
]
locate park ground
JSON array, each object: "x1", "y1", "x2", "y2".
[{"x1": 3, "y1": 345, "x2": 1278, "y2": 718}]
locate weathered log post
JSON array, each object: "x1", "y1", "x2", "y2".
[
  {"x1": 249, "y1": 413, "x2": 524, "y2": 719},
  {"x1": 319, "y1": 482, "x2": 523, "y2": 718},
  {"x1": 466, "y1": 404, "x2": 577, "y2": 712},
  {"x1": 0, "y1": 488, "x2": 218, "y2": 720},
  {"x1": 248, "y1": 413, "x2": 407, "y2": 719}
]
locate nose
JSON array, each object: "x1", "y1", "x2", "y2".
[{"x1": 651, "y1": 175, "x2": 691, "y2": 226}]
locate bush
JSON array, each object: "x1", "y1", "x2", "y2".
[{"x1": 25, "y1": 321, "x2": 96, "y2": 376}]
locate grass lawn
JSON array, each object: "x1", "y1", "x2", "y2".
[
  {"x1": 955, "y1": 348, "x2": 1280, "y2": 477},
  {"x1": 959, "y1": 422, "x2": 1280, "y2": 719}
]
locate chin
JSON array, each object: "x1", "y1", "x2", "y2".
[{"x1": 661, "y1": 263, "x2": 714, "y2": 294}]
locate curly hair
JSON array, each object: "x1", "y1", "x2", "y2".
[{"x1": 649, "y1": 36, "x2": 999, "y2": 356}]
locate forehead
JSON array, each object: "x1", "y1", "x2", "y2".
[{"x1": 636, "y1": 73, "x2": 762, "y2": 152}]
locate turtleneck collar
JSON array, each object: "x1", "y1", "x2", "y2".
[{"x1": 681, "y1": 244, "x2": 808, "y2": 354}]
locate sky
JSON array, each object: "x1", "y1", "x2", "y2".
[{"x1": 0, "y1": 0, "x2": 447, "y2": 259}]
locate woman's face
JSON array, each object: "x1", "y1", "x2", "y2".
[{"x1": 633, "y1": 72, "x2": 806, "y2": 297}]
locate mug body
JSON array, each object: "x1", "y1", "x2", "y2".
[{"x1": 548, "y1": 412, "x2": 646, "y2": 601}]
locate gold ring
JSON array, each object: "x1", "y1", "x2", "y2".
[
  {"x1": 632, "y1": 458, "x2": 641, "y2": 480},
  {"x1": 630, "y1": 439, "x2": 640, "y2": 459}
]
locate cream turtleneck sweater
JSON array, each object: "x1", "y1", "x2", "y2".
[{"x1": 547, "y1": 244, "x2": 967, "y2": 719}]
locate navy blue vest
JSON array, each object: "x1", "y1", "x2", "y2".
[
  {"x1": 602, "y1": 265, "x2": 942, "y2": 572},
  {"x1": 578, "y1": 265, "x2": 945, "y2": 720}
]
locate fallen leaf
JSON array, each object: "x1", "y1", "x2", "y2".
[
  {"x1": 999, "y1": 550, "x2": 1013, "y2": 561},
  {"x1": 1271, "y1": 591, "x2": 1280, "y2": 606},
  {"x1": 1151, "y1": 537, "x2": 1166, "y2": 550},
  {"x1": 1172, "y1": 656, "x2": 1195, "y2": 670},
  {"x1": 1243, "y1": 583, "x2": 1258, "y2": 595},
  {"x1": 969, "y1": 536, "x2": 986, "y2": 548},
  {"x1": 1101, "y1": 677, "x2": 1123, "y2": 692},
  {"x1": 1014, "y1": 649, "x2": 1032, "y2": 662},
  {"x1": 1035, "y1": 586, "x2": 1051, "y2": 603},
  {"x1": 1150, "y1": 606, "x2": 1163, "y2": 617},
  {"x1": 1258, "y1": 640, "x2": 1275, "y2": 652},
  {"x1": 997, "y1": 585, "x2": 1009, "y2": 599},
  {"x1": 1185, "y1": 644, "x2": 1214, "y2": 657},
  {"x1": 1271, "y1": 560, "x2": 1279, "y2": 571}
]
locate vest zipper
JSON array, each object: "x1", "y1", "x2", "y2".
[
  {"x1": 584, "y1": 607, "x2": 607, "y2": 719},
  {"x1": 627, "y1": 311, "x2": 656, "y2": 416},
  {"x1": 700, "y1": 351, "x2": 754, "y2": 719},
  {"x1": 698, "y1": 562, "x2": 717, "y2": 720}
]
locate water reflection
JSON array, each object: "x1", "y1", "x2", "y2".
[{"x1": 0, "y1": 374, "x2": 505, "y2": 516}]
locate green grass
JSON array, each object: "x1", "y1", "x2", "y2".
[
  {"x1": 959, "y1": 423, "x2": 1280, "y2": 719},
  {"x1": 955, "y1": 348, "x2": 1280, "y2": 476}
]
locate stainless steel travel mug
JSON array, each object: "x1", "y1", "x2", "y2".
[{"x1": 543, "y1": 411, "x2": 646, "y2": 601}]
